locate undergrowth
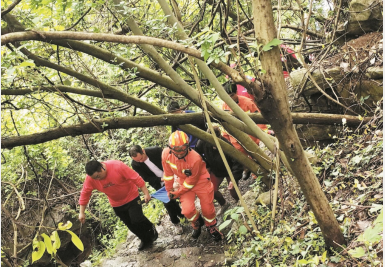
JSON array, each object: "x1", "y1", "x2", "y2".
[{"x1": 220, "y1": 119, "x2": 383, "y2": 266}]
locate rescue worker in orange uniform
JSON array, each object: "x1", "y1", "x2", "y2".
[
  {"x1": 222, "y1": 82, "x2": 272, "y2": 179},
  {"x1": 162, "y1": 130, "x2": 223, "y2": 241}
]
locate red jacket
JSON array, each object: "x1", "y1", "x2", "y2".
[
  {"x1": 222, "y1": 95, "x2": 267, "y2": 131},
  {"x1": 79, "y1": 160, "x2": 145, "y2": 207},
  {"x1": 162, "y1": 147, "x2": 209, "y2": 196}
]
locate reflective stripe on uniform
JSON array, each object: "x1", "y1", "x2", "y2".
[
  {"x1": 202, "y1": 215, "x2": 216, "y2": 223},
  {"x1": 166, "y1": 160, "x2": 177, "y2": 170},
  {"x1": 183, "y1": 181, "x2": 194, "y2": 189},
  {"x1": 163, "y1": 176, "x2": 174, "y2": 181},
  {"x1": 187, "y1": 212, "x2": 198, "y2": 221},
  {"x1": 245, "y1": 110, "x2": 250, "y2": 113}
]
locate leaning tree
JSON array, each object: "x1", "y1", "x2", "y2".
[{"x1": 2, "y1": 0, "x2": 381, "y2": 264}]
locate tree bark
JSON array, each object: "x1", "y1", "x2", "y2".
[
  {"x1": 1, "y1": 110, "x2": 369, "y2": 149},
  {"x1": 252, "y1": 0, "x2": 346, "y2": 249}
]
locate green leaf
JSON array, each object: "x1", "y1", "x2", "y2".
[
  {"x1": 236, "y1": 207, "x2": 244, "y2": 213},
  {"x1": 321, "y1": 251, "x2": 327, "y2": 263},
  {"x1": 101, "y1": 122, "x2": 109, "y2": 128},
  {"x1": 348, "y1": 247, "x2": 365, "y2": 258},
  {"x1": 206, "y1": 57, "x2": 214, "y2": 65},
  {"x1": 63, "y1": 79, "x2": 72, "y2": 86},
  {"x1": 41, "y1": 233, "x2": 53, "y2": 255},
  {"x1": 262, "y1": 38, "x2": 283, "y2": 52},
  {"x1": 218, "y1": 219, "x2": 232, "y2": 231},
  {"x1": 330, "y1": 256, "x2": 341, "y2": 263},
  {"x1": 32, "y1": 239, "x2": 45, "y2": 263},
  {"x1": 210, "y1": 33, "x2": 220, "y2": 44},
  {"x1": 19, "y1": 60, "x2": 36, "y2": 68},
  {"x1": 239, "y1": 225, "x2": 247, "y2": 235},
  {"x1": 297, "y1": 259, "x2": 308, "y2": 265},
  {"x1": 358, "y1": 223, "x2": 383, "y2": 243},
  {"x1": 65, "y1": 230, "x2": 84, "y2": 252},
  {"x1": 231, "y1": 213, "x2": 239, "y2": 220},
  {"x1": 58, "y1": 221, "x2": 73, "y2": 230},
  {"x1": 50, "y1": 231, "x2": 61, "y2": 255},
  {"x1": 284, "y1": 237, "x2": 293, "y2": 245}
]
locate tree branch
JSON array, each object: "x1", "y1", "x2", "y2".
[
  {"x1": 1, "y1": 112, "x2": 370, "y2": 149},
  {"x1": 1, "y1": 0, "x2": 21, "y2": 16}
]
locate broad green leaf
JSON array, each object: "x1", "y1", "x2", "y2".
[
  {"x1": 218, "y1": 219, "x2": 232, "y2": 231},
  {"x1": 297, "y1": 259, "x2": 308, "y2": 265},
  {"x1": 41, "y1": 233, "x2": 53, "y2": 255},
  {"x1": 50, "y1": 231, "x2": 61, "y2": 255},
  {"x1": 32, "y1": 240, "x2": 45, "y2": 263},
  {"x1": 19, "y1": 60, "x2": 35, "y2": 68},
  {"x1": 63, "y1": 79, "x2": 72, "y2": 86},
  {"x1": 348, "y1": 247, "x2": 365, "y2": 258},
  {"x1": 330, "y1": 256, "x2": 341, "y2": 263},
  {"x1": 66, "y1": 230, "x2": 84, "y2": 251},
  {"x1": 54, "y1": 25, "x2": 65, "y2": 31},
  {"x1": 321, "y1": 251, "x2": 327, "y2": 263},
  {"x1": 230, "y1": 213, "x2": 239, "y2": 220},
  {"x1": 206, "y1": 57, "x2": 214, "y2": 65},
  {"x1": 358, "y1": 223, "x2": 383, "y2": 243},
  {"x1": 58, "y1": 221, "x2": 73, "y2": 230},
  {"x1": 312, "y1": 255, "x2": 319, "y2": 265},
  {"x1": 239, "y1": 225, "x2": 247, "y2": 235},
  {"x1": 236, "y1": 207, "x2": 244, "y2": 213},
  {"x1": 262, "y1": 38, "x2": 283, "y2": 52},
  {"x1": 210, "y1": 33, "x2": 220, "y2": 45}
]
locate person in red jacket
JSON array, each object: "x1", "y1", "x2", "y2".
[
  {"x1": 222, "y1": 82, "x2": 273, "y2": 179},
  {"x1": 162, "y1": 130, "x2": 223, "y2": 241},
  {"x1": 78, "y1": 160, "x2": 158, "y2": 251}
]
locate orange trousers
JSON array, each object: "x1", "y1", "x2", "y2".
[{"x1": 179, "y1": 177, "x2": 216, "y2": 227}]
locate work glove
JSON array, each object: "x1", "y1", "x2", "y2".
[{"x1": 169, "y1": 189, "x2": 181, "y2": 200}]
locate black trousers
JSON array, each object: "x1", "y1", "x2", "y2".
[
  {"x1": 113, "y1": 196, "x2": 155, "y2": 242},
  {"x1": 164, "y1": 199, "x2": 183, "y2": 224},
  {"x1": 144, "y1": 178, "x2": 183, "y2": 225}
]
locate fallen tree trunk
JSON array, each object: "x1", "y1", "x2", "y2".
[{"x1": 1, "y1": 112, "x2": 371, "y2": 149}]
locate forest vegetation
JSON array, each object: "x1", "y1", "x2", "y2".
[{"x1": 1, "y1": 0, "x2": 383, "y2": 266}]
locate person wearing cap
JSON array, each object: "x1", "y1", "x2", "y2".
[
  {"x1": 129, "y1": 145, "x2": 184, "y2": 234},
  {"x1": 162, "y1": 130, "x2": 223, "y2": 241},
  {"x1": 78, "y1": 160, "x2": 158, "y2": 251},
  {"x1": 195, "y1": 126, "x2": 243, "y2": 217},
  {"x1": 222, "y1": 82, "x2": 272, "y2": 179},
  {"x1": 167, "y1": 101, "x2": 207, "y2": 149}
]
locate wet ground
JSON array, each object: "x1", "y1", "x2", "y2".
[{"x1": 96, "y1": 176, "x2": 256, "y2": 267}]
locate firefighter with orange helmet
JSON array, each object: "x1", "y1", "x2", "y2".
[{"x1": 162, "y1": 130, "x2": 223, "y2": 241}]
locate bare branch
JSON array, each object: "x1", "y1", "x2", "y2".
[{"x1": 1, "y1": 0, "x2": 21, "y2": 16}]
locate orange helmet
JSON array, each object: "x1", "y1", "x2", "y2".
[{"x1": 168, "y1": 131, "x2": 189, "y2": 159}]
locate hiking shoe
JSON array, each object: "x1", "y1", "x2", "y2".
[
  {"x1": 207, "y1": 225, "x2": 224, "y2": 242},
  {"x1": 191, "y1": 215, "x2": 204, "y2": 239},
  {"x1": 138, "y1": 240, "x2": 153, "y2": 251},
  {"x1": 216, "y1": 201, "x2": 230, "y2": 217},
  {"x1": 138, "y1": 240, "x2": 146, "y2": 251},
  {"x1": 173, "y1": 223, "x2": 183, "y2": 235},
  {"x1": 242, "y1": 170, "x2": 251, "y2": 180},
  {"x1": 152, "y1": 225, "x2": 158, "y2": 242}
]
